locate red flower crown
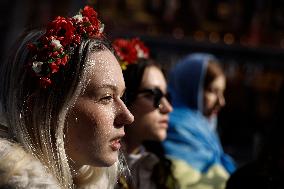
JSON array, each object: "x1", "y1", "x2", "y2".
[
  {"x1": 112, "y1": 38, "x2": 150, "y2": 70},
  {"x1": 28, "y1": 6, "x2": 104, "y2": 88}
]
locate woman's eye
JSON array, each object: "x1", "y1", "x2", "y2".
[
  {"x1": 100, "y1": 94, "x2": 113, "y2": 104},
  {"x1": 144, "y1": 93, "x2": 155, "y2": 100}
]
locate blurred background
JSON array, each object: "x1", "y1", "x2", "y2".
[{"x1": 1, "y1": 0, "x2": 283, "y2": 167}]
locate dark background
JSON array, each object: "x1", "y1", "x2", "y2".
[{"x1": 1, "y1": 0, "x2": 284, "y2": 167}]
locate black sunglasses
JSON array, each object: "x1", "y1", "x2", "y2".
[{"x1": 137, "y1": 87, "x2": 171, "y2": 108}]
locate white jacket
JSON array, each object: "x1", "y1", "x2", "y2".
[{"x1": 0, "y1": 138, "x2": 61, "y2": 188}]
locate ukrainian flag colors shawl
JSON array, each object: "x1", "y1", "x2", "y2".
[{"x1": 163, "y1": 53, "x2": 235, "y2": 188}]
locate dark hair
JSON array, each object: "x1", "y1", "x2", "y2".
[
  {"x1": 122, "y1": 58, "x2": 162, "y2": 106},
  {"x1": 203, "y1": 60, "x2": 225, "y2": 89},
  {"x1": 122, "y1": 59, "x2": 179, "y2": 189}
]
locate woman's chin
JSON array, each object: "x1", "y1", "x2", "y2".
[
  {"x1": 156, "y1": 131, "x2": 167, "y2": 142},
  {"x1": 93, "y1": 153, "x2": 118, "y2": 167}
]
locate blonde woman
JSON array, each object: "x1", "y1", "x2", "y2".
[{"x1": 0, "y1": 6, "x2": 133, "y2": 188}]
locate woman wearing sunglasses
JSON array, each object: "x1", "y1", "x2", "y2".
[
  {"x1": 163, "y1": 53, "x2": 236, "y2": 189},
  {"x1": 112, "y1": 38, "x2": 179, "y2": 189}
]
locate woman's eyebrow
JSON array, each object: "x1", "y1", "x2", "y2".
[
  {"x1": 96, "y1": 84, "x2": 118, "y2": 91},
  {"x1": 84, "y1": 84, "x2": 126, "y2": 98},
  {"x1": 86, "y1": 84, "x2": 118, "y2": 95}
]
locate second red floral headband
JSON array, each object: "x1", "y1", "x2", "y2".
[{"x1": 112, "y1": 38, "x2": 150, "y2": 70}]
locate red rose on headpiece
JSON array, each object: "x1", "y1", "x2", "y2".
[
  {"x1": 81, "y1": 6, "x2": 99, "y2": 26},
  {"x1": 113, "y1": 39, "x2": 138, "y2": 64},
  {"x1": 112, "y1": 38, "x2": 150, "y2": 70},
  {"x1": 39, "y1": 77, "x2": 52, "y2": 88},
  {"x1": 47, "y1": 16, "x2": 75, "y2": 47},
  {"x1": 132, "y1": 38, "x2": 149, "y2": 59},
  {"x1": 49, "y1": 62, "x2": 60, "y2": 74},
  {"x1": 73, "y1": 6, "x2": 101, "y2": 38}
]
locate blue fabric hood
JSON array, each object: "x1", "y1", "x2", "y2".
[
  {"x1": 168, "y1": 53, "x2": 216, "y2": 111},
  {"x1": 164, "y1": 53, "x2": 236, "y2": 174}
]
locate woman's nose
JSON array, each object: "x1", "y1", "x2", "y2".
[
  {"x1": 115, "y1": 98, "x2": 134, "y2": 126},
  {"x1": 159, "y1": 97, "x2": 173, "y2": 114}
]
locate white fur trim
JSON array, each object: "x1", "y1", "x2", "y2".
[{"x1": 0, "y1": 138, "x2": 60, "y2": 188}]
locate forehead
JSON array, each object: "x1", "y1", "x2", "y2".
[
  {"x1": 140, "y1": 66, "x2": 166, "y2": 90},
  {"x1": 85, "y1": 49, "x2": 124, "y2": 88}
]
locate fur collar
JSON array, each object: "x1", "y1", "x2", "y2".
[{"x1": 0, "y1": 138, "x2": 61, "y2": 188}]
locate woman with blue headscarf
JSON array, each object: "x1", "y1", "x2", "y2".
[{"x1": 163, "y1": 53, "x2": 235, "y2": 189}]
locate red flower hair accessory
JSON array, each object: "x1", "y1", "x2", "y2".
[
  {"x1": 28, "y1": 6, "x2": 104, "y2": 88},
  {"x1": 112, "y1": 38, "x2": 149, "y2": 70}
]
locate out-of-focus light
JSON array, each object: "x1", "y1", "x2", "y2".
[
  {"x1": 217, "y1": 3, "x2": 231, "y2": 19},
  {"x1": 173, "y1": 28, "x2": 184, "y2": 39},
  {"x1": 209, "y1": 32, "x2": 220, "y2": 43},
  {"x1": 224, "y1": 33, "x2": 234, "y2": 45},
  {"x1": 194, "y1": 30, "x2": 205, "y2": 42}
]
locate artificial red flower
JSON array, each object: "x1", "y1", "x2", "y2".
[
  {"x1": 47, "y1": 16, "x2": 75, "y2": 47},
  {"x1": 113, "y1": 39, "x2": 138, "y2": 64},
  {"x1": 51, "y1": 51, "x2": 59, "y2": 58},
  {"x1": 74, "y1": 16, "x2": 99, "y2": 38},
  {"x1": 28, "y1": 5, "x2": 104, "y2": 89},
  {"x1": 81, "y1": 6, "x2": 99, "y2": 26},
  {"x1": 60, "y1": 55, "x2": 68, "y2": 66},
  {"x1": 49, "y1": 62, "x2": 59, "y2": 73},
  {"x1": 132, "y1": 38, "x2": 149, "y2": 58},
  {"x1": 39, "y1": 77, "x2": 52, "y2": 88},
  {"x1": 112, "y1": 38, "x2": 150, "y2": 70},
  {"x1": 73, "y1": 34, "x2": 81, "y2": 44}
]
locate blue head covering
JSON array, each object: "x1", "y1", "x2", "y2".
[
  {"x1": 168, "y1": 53, "x2": 214, "y2": 111},
  {"x1": 163, "y1": 53, "x2": 235, "y2": 174}
]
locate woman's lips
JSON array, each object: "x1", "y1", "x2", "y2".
[
  {"x1": 159, "y1": 119, "x2": 169, "y2": 129},
  {"x1": 110, "y1": 133, "x2": 124, "y2": 151},
  {"x1": 110, "y1": 138, "x2": 121, "y2": 151}
]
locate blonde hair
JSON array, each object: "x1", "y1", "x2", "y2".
[{"x1": 0, "y1": 30, "x2": 120, "y2": 188}]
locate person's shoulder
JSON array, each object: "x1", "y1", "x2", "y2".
[
  {"x1": 126, "y1": 151, "x2": 159, "y2": 189},
  {"x1": 130, "y1": 151, "x2": 160, "y2": 170},
  {"x1": 0, "y1": 138, "x2": 60, "y2": 188}
]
